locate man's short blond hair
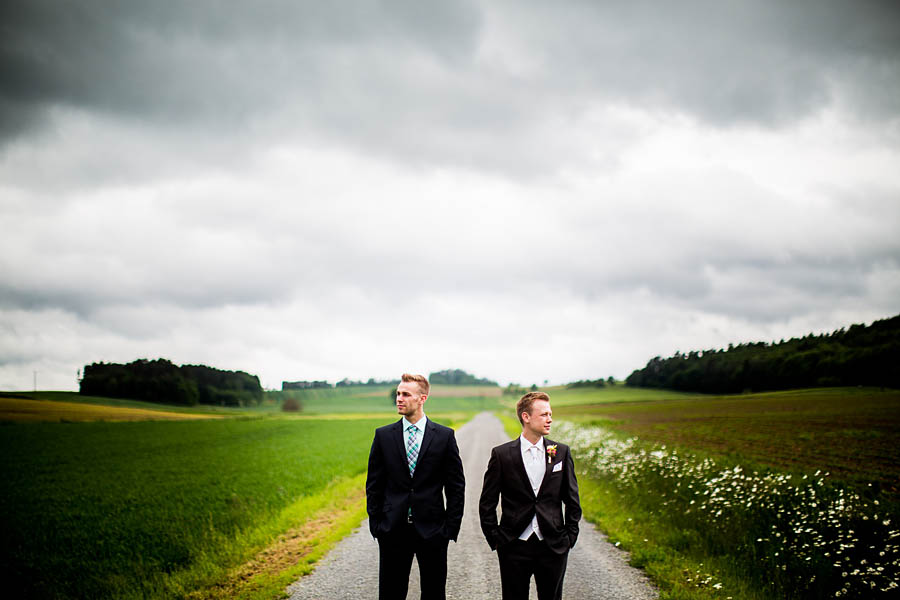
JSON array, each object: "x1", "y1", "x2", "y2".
[
  {"x1": 401, "y1": 373, "x2": 430, "y2": 396},
  {"x1": 517, "y1": 391, "x2": 550, "y2": 424}
]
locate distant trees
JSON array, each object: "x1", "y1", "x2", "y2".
[
  {"x1": 80, "y1": 358, "x2": 263, "y2": 406},
  {"x1": 429, "y1": 369, "x2": 498, "y2": 386},
  {"x1": 283, "y1": 378, "x2": 401, "y2": 389},
  {"x1": 282, "y1": 381, "x2": 330, "y2": 390},
  {"x1": 335, "y1": 377, "x2": 400, "y2": 388},
  {"x1": 282, "y1": 371, "x2": 498, "y2": 389},
  {"x1": 502, "y1": 383, "x2": 530, "y2": 396},
  {"x1": 566, "y1": 378, "x2": 607, "y2": 389},
  {"x1": 181, "y1": 364, "x2": 263, "y2": 406},
  {"x1": 626, "y1": 314, "x2": 900, "y2": 393}
]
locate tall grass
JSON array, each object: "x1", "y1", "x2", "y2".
[{"x1": 559, "y1": 421, "x2": 900, "y2": 598}]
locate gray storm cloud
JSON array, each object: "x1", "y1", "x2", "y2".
[
  {"x1": 3, "y1": 1, "x2": 900, "y2": 166},
  {"x1": 1, "y1": 0, "x2": 899, "y2": 390}
]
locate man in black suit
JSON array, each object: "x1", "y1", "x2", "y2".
[
  {"x1": 366, "y1": 373, "x2": 465, "y2": 600},
  {"x1": 479, "y1": 391, "x2": 581, "y2": 600}
]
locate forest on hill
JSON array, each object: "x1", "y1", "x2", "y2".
[
  {"x1": 80, "y1": 358, "x2": 263, "y2": 406},
  {"x1": 428, "y1": 368, "x2": 498, "y2": 386},
  {"x1": 625, "y1": 313, "x2": 900, "y2": 393}
]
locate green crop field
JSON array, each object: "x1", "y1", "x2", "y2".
[
  {"x1": 545, "y1": 384, "x2": 702, "y2": 406},
  {"x1": 0, "y1": 395, "x2": 225, "y2": 423},
  {"x1": 4, "y1": 390, "x2": 245, "y2": 409},
  {"x1": 554, "y1": 386, "x2": 900, "y2": 492},
  {"x1": 550, "y1": 386, "x2": 900, "y2": 599},
  {"x1": 274, "y1": 384, "x2": 505, "y2": 414},
  {"x1": 0, "y1": 415, "x2": 390, "y2": 599},
  {"x1": 2, "y1": 385, "x2": 506, "y2": 418},
  {"x1": 1, "y1": 391, "x2": 266, "y2": 417}
]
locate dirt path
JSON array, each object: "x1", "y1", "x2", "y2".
[{"x1": 287, "y1": 412, "x2": 657, "y2": 599}]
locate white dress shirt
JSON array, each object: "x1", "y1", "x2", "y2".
[{"x1": 518, "y1": 434, "x2": 545, "y2": 540}]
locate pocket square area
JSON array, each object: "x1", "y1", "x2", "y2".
[{"x1": 552, "y1": 462, "x2": 563, "y2": 472}]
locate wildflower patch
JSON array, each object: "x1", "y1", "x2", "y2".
[{"x1": 560, "y1": 421, "x2": 900, "y2": 598}]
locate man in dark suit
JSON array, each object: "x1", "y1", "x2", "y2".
[
  {"x1": 366, "y1": 373, "x2": 465, "y2": 600},
  {"x1": 479, "y1": 391, "x2": 581, "y2": 600}
]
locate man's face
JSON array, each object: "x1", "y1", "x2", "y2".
[
  {"x1": 396, "y1": 381, "x2": 426, "y2": 418},
  {"x1": 522, "y1": 399, "x2": 552, "y2": 438}
]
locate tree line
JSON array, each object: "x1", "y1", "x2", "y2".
[
  {"x1": 502, "y1": 383, "x2": 538, "y2": 396},
  {"x1": 80, "y1": 358, "x2": 263, "y2": 406},
  {"x1": 335, "y1": 377, "x2": 401, "y2": 387},
  {"x1": 566, "y1": 377, "x2": 616, "y2": 389},
  {"x1": 428, "y1": 368, "x2": 498, "y2": 386},
  {"x1": 625, "y1": 313, "x2": 900, "y2": 393}
]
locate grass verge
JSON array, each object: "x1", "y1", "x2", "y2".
[
  {"x1": 495, "y1": 410, "x2": 521, "y2": 439},
  {"x1": 579, "y1": 474, "x2": 764, "y2": 600},
  {"x1": 187, "y1": 473, "x2": 368, "y2": 600}
]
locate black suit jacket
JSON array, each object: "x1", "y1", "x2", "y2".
[
  {"x1": 366, "y1": 418, "x2": 465, "y2": 541},
  {"x1": 479, "y1": 437, "x2": 581, "y2": 555}
]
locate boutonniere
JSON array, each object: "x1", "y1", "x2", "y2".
[{"x1": 546, "y1": 444, "x2": 557, "y2": 463}]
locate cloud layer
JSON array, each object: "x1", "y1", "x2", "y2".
[{"x1": 2, "y1": 1, "x2": 899, "y2": 390}]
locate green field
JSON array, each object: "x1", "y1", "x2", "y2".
[
  {"x1": 6, "y1": 383, "x2": 897, "y2": 599},
  {"x1": 553, "y1": 386, "x2": 900, "y2": 493},
  {"x1": 0, "y1": 415, "x2": 389, "y2": 599},
  {"x1": 550, "y1": 386, "x2": 900, "y2": 599},
  {"x1": 0, "y1": 386, "x2": 489, "y2": 599},
  {"x1": 273, "y1": 384, "x2": 505, "y2": 414},
  {"x1": 1, "y1": 391, "x2": 263, "y2": 416},
  {"x1": 0, "y1": 395, "x2": 227, "y2": 423},
  {"x1": 2, "y1": 385, "x2": 506, "y2": 418},
  {"x1": 545, "y1": 384, "x2": 702, "y2": 405}
]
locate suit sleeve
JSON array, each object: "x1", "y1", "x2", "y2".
[
  {"x1": 478, "y1": 447, "x2": 502, "y2": 550},
  {"x1": 442, "y1": 429, "x2": 465, "y2": 541},
  {"x1": 561, "y1": 445, "x2": 582, "y2": 548},
  {"x1": 365, "y1": 431, "x2": 385, "y2": 539}
]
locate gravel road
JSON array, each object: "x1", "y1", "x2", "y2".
[{"x1": 286, "y1": 412, "x2": 658, "y2": 599}]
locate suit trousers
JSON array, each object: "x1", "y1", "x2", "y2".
[
  {"x1": 497, "y1": 534, "x2": 568, "y2": 600},
  {"x1": 377, "y1": 522, "x2": 449, "y2": 600}
]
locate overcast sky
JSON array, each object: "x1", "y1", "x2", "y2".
[{"x1": 2, "y1": 0, "x2": 899, "y2": 392}]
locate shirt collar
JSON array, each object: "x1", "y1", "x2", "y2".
[
  {"x1": 402, "y1": 415, "x2": 427, "y2": 433},
  {"x1": 519, "y1": 434, "x2": 544, "y2": 453}
]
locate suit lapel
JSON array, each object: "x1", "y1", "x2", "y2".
[
  {"x1": 509, "y1": 439, "x2": 535, "y2": 496},
  {"x1": 391, "y1": 420, "x2": 409, "y2": 477},
  {"x1": 539, "y1": 437, "x2": 555, "y2": 490}
]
